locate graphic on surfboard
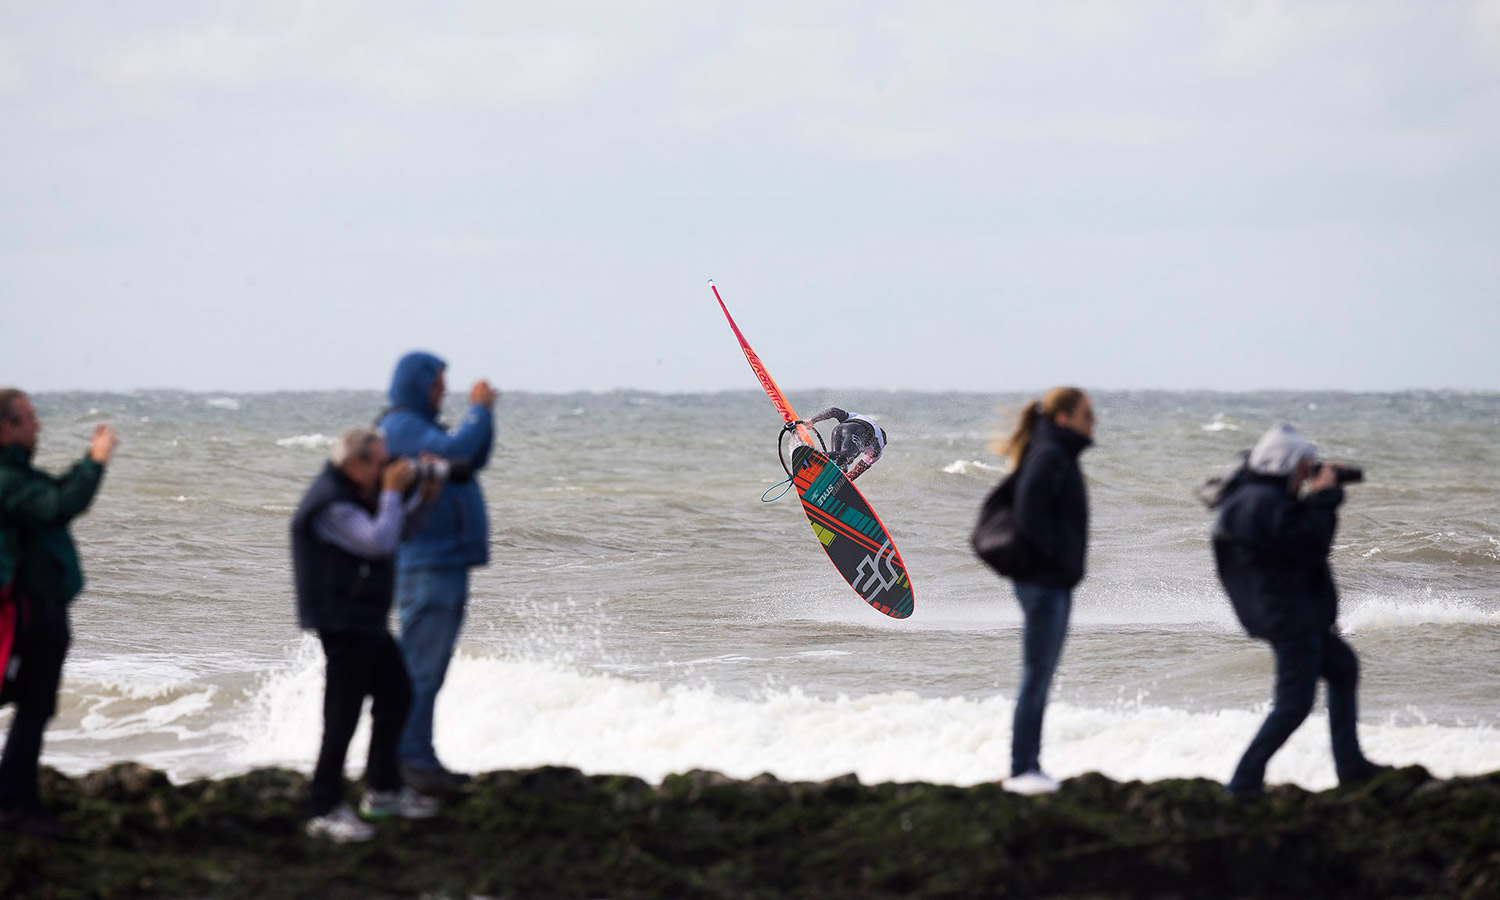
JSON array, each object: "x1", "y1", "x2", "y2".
[{"x1": 710, "y1": 280, "x2": 915, "y2": 619}]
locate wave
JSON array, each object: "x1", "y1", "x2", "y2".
[
  {"x1": 1202, "y1": 413, "x2": 1241, "y2": 432},
  {"x1": 228, "y1": 646, "x2": 1500, "y2": 792},
  {"x1": 1340, "y1": 595, "x2": 1500, "y2": 632},
  {"x1": 1354, "y1": 533, "x2": 1500, "y2": 567},
  {"x1": 276, "y1": 433, "x2": 335, "y2": 450},
  {"x1": 205, "y1": 397, "x2": 241, "y2": 411},
  {"x1": 943, "y1": 459, "x2": 1005, "y2": 476}
]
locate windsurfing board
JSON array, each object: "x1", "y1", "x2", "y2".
[
  {"x1": 791, "y1": 444, "x2": 914, "y2": 619},
  {"x1": 709, "y1": 280, "x2": 915, "y2": 619}
]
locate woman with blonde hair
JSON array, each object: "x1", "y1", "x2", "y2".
[{"x1": 995, "y1": 387, "x2": 1094, "y2": 795}]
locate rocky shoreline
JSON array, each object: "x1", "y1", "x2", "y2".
[{"x1": 1, "y1": 763, "x2": 1497, "y2": 898}]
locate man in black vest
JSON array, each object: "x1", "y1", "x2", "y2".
[{"x1": 291, "y1": 427, "x2": 438, "y2": 842}]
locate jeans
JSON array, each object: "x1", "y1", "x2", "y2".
[
  {"x1": 308, "y1": 630, "x2": 411, "y2": 818},
  {"x1": 0, "y1": 597, "x2": 69, "y2": 812},
  {"x1": 396, "y1": 566, "x2": 469, "y2": 771},
  {"x1": 1011, "y1": 581, "x2": 1072, "y2": 777},
  {"x1": 1228, "y1": 629, "x2": 1371, "y2": 793}
]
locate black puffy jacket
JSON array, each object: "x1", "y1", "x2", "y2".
[
  {"x1": 1012, "y1": 419, "x2": 1092, "y2": 589},
  {"x1": 1212, "y1": 471, "x2": 1343, "y2": 640}
]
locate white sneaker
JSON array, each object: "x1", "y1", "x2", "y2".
[
  {"x1": 305, "y1": 803, "x2": 377, "y2": 843},
  {"x1": 360, "y1": 786, "x2": 440, "y2": 820},
  {"x1": 1002, "y1": 771, "x2": 1061, "y2": 795}
]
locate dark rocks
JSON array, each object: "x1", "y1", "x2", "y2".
[{"x1": 0, "y1": 764, "x2": 1495, "y2": 898}]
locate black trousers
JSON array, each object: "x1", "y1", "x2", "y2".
[
  {"x1": 0, "y1": 597, "x2": 70, "y2": 812},
  {"x1": 307, "y1": 629, "x2": 412, "y2": 818},
  {"x1": 1228, "y1": 629, "x2": 1370, "y2": 792}
]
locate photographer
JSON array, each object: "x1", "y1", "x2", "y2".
[
  {"x1": 1208, "y1": 423, "x2": 1387, "y2": 796},
  {"x1": 290, "y1": 428, "x2": 441, "y2": 842},
  {"x1": 0, "y1": 389, "x2": 114, "y2": 837},
  {"x1": 378, "y1": 351, "x2": 495, "y2": 794}
]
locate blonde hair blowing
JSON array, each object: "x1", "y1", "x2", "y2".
[{"x1": 994, "y1": 387, "x2": 1088, "y2": 466}]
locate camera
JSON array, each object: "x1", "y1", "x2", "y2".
[
  {"x1": 407, "y1": 458, "x2": 474, "y2": 483},
  {"x1": 1313, "y1": 462, "x2": 1364, "y2": 485},
  {"x1": 411, "y1": 458, "x2": 451, "y2": 482}
]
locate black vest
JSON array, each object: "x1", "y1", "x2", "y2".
[{"x1": 290, "y1": 463, "x2": 396, "y2": 633}]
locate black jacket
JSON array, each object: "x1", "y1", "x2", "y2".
[
  {"x1": 1012, "y1": 419, "x2": 1092, "y2": 589},
  {"x1": 290, "y1": 464, "x2": 397, "y2": 634},
  {"x1": 1212, "y1": 471, "x2": 1343, "y2": 641}
]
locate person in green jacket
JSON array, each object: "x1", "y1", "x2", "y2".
[{"x1": 0, "y1": 388, "x2": 115, "y2": 837}]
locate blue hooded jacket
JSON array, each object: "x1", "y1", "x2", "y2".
[{"x1": 379, "y1": 351, "x2": 494, "y2": 570}]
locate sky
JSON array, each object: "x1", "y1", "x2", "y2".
[{"x1": 2, "y1": 1, "x2": 1498, "y2": 394}]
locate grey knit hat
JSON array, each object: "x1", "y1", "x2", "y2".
[{"x1": 1248, "y1": 423, "x2": 1317, "y2": 476}]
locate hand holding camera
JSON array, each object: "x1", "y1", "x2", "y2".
[{"x1": 382, "y1": 457, "x2": 415, "y2": 493}]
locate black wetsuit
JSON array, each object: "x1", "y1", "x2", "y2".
[{"x1": 806, "y1": 407, "x2": 886, "y2": 480}]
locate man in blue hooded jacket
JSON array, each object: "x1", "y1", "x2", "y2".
[{"x1": 379, "y1": 351, "x2": 496, "y2": 793}]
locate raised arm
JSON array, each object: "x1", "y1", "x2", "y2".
[
  {"x1": 398, "y1": 406, "x2": 494, "y2": 464},
  {"x1": 806, "y1": 407, "x2": 849, "y2": 427},
  {"x1": 1, "y1": 458, "x2": 106, "y2": 528}
]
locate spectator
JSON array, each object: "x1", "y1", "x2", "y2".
[
  {"x1": 994, "y1": 388, "x2": 1094, "y2": 796},
  {"x1": 1208, "y1": 423, "x2": 1389, "y2": 796},
  {"x1": 378, "y1": 352, "x2": 495, "y2": 794},
  {"x1": 291, "y1": 427, "x2": 439, "y2": 842},
  {"x1": 0, "y1": 389, "x2": 115, "y2": 837}
]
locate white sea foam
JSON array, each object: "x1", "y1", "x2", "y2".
[
  {"x1": 1202, "y1": 413, "x2": 1241, "y2": 432},
  {"x1": 276, "y1": 433, "x2": 335, "y2": 449},
  {"x1": 205, "y1": 397, "x2": 241, "y2": 411},
  {"x1": 943, "y1": 459, "x2": 1005, "y2": 476},
  {"x1": 66, "y1": 657, "x2": 206, "y2": 697},
  {"x1": 1341, "y1": 596, "x2": 1500, "y2": 632},
  {"x1": 231, "y1": 648, "x2": 1500, "y2": 791}
]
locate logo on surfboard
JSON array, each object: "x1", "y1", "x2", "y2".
[{"x1": 853, "y1": 540, "x2": 903, "y2": 598}]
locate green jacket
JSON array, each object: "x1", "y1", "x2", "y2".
[{"x1": 0, "y1": 444, "x2": 106, "y2": 606}]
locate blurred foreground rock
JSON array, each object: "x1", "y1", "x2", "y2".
[{"x1": 1, "y1": 763, "x2": 1497, "y2": 898}]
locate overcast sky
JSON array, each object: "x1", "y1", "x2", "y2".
[{"x1": 2, "y1": 1, "x2": 1497, "y2": 394}]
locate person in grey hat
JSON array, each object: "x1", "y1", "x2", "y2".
[{"x1": 1206, "y1": 423, "x2": 1388, "y2": 796}]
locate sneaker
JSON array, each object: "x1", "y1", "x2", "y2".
[
  {"x1": 305, "y1": 803, "x2": 376, "y2": 843},
  {"x1": 1002, "y1": 771, "x2": 1061, "y2": 795},
  {"x1": 361, "y1": 786, "x2": 440, "y2": 820}
]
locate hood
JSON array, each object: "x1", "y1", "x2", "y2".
[
  {"x1": 1248, "y1": 423, "x2": 1316, "y2": 477},
  {"x1": 387, "y1": 351, "x2": 446, "y2": 418}
]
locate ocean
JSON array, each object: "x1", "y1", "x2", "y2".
[{"x1": 6, "y1": 389, "x2": 1498, "y2": 792}]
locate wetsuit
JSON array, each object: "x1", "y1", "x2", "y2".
[{"x1": 806, "y1": 407, "x2": 886, "y2": 481}]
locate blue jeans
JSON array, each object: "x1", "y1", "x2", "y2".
[
  {"x1": 395, "y1": 566, "x2": 469, "y2": 771},
  {"x1": 1011, "y1": 582, "x2": 1072, "y2": 777},
  {"x1": 1228, "y1": 629, "x2": 1370, "y2": 793}
]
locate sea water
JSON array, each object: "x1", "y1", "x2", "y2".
[{"x1": 5, "y1": 389, "x2": 1498, "y2": 791}]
